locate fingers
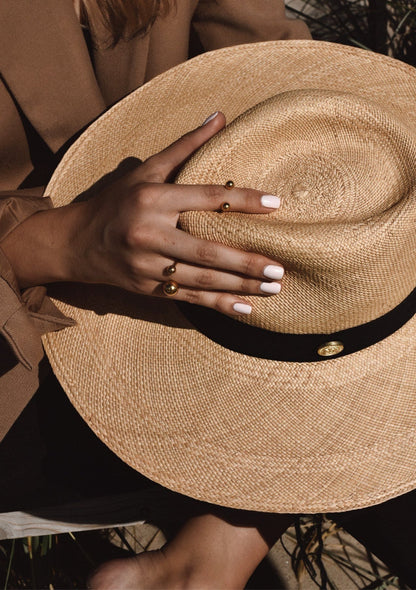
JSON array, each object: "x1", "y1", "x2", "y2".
[
  {"x1": 160, "y1": 264, "x2": 282, "y2": 317},
  {"x1": 158, "y1": 183, "x2": 281, "y2": 214},
  {"x1": 158, "y1": 229, "x2": 285, "y2": 282},
  {"x1": 159, "y1": 286, "x2": 255, "y2": 317},
  {"x1": 127, "y1": 181, "x2": 280, "y2": 215},
  {"x1": 126, "y1": 271, "x2": 279, "y2": 317},
  {"x1": 160, "y1": 261, "x2": 282, "y2": 296},
  {"x1": 138, "y1": 111, "x2": 226, "y2": 182},
  {"x1": 128, "y1": 255, "x2": 283, "y2": 317}
]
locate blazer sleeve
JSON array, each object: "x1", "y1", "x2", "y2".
[
  {"x1": 0, "y1": 189, "x2": 74, "y2": 442},
  {"x1": 192, "y1": 0, "x2": 312, "y2": 51}
]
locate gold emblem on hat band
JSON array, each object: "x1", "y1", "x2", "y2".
[{"x1": 317, "y1": 341, "x2": 344, "y2": 357}]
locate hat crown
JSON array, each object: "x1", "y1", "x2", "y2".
[{"x1": 178, "y1": 89, "x2": 416, "y2": 334}]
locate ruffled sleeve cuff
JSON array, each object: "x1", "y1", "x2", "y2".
[{"x1": 0, "y1": 193, "x2": 75, "y2": 370}]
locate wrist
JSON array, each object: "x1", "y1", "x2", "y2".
[{"x1": 0, "y1": 201, "x2": 88, "y2": 289}]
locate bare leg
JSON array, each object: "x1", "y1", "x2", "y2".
[{"x1": 88, "y1": 509, "x2": 293, "y2": 589}]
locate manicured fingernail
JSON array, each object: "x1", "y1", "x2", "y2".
[
  {"x1": 233, "y1": 303, "x2": 252, "y2": 314},
  {"x1": 260, "y1": 282, "x2": 282, "y2": 294},
  {"x1": 202, "y1": 111, "x2": 219, "y2": 125},
  {"x1": 261, "y1": 195, "x2": 281, "y2": 209},
  {"x1": 263, "y1": 265, "x2": 284, "y2": 280}
]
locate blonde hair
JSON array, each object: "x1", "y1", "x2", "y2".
[{"x1": 80, "y1": 0, "x2": 173, "y2": 46}]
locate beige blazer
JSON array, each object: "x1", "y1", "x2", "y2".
[{"x1": 0, "y1": 0, "x2": 311, "y2": 441}]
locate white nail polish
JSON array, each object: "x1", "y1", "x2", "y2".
[
  {"x1": 261, "y1": 195, "x2": 281, "y2": 209},
  {"x1": 202, "y1": 111, "x2": 219, "y2": 125},
  {"x1": 233, "y1": 303, "x2": 252, "y2": 314},
  {"x1": 260, "y1": 282, "x2": 282, "y2": 294},
  {"x1": 263, "y1": 265, "x2": 284, "y2": 280}
]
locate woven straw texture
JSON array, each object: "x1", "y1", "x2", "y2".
[{"x1": 43, "y1": 41, "x2": 416, "y2": 513}]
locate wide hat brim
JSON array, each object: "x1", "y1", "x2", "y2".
[{"x1": 43, "y1": 40, "x2": 416, "y2": 513}]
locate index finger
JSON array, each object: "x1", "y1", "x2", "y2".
[
  {"x1": 139, "y1": 111, "x2": 226, "y2": 183},
  {"x1": 154, "y1": 183, "x2": 281, "y2": 214}
]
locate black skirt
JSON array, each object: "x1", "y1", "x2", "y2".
[{"x1": 0, "y1": 367, "x2": 153, "y2": 512}]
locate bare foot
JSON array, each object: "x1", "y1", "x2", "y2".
[
  {"x1": 88, "y1": 510, "x2": 293, "y2": 589},
  {"x1": 88, "y1": 549, "x2": 183, "y2": 590}
]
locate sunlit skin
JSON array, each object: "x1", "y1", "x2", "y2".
[
  {"x1": 88, "y1": 511, "x2": 294, "y2": 589},
  {"x1": 1, "y1": 113, "x2": 284, "y2": 318}
]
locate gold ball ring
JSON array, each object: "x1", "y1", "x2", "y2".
[
  {"x1": 220, "y1": 181, "x2": 234, "y2": 211},
  {"x1": 164, "y1": 262, "x2": 177, "y2": 275},
  {"x1": 162, "y1": 280, "x2": 179, "y2": 296}
]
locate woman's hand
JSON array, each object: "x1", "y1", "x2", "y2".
[{"x1": 1, "y1": 112, "x2": 284, "y2": 316}]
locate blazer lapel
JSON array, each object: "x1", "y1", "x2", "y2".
[
  {"x1": 93, "y1": 31, "x2": 150, "y2": 108},
  {"x1": 0, "y1": 0, "x2": 106, "y2": 153}
]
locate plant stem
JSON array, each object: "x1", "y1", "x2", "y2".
[
  {"x1": 27, "y1": 537, "x2": 37, "y2": 590},
  {"x1": 3, "y1": 540, "x2": 15, "y2": 590}
]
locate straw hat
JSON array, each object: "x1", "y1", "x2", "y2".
[{"x1": 43, "y1": 40, "x2": 416, "y2": 513}]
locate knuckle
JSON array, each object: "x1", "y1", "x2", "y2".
[
  {"x1": 212, "y1": 293, "x2": 228, "y2": 313},
  {"x1": 132, "y1": 185, "x2": 168, "y2": 217},
  {"x1": 132, "y1": 183, "x2": 158, "y2": 209},
  {"x1": 182, "y1": 290, "x2": 202, "y2": 305},
  {"x1": 123, "y1": 228, "x2": 139, "y2": 250},
  {"x1": 196, "y1": 244, "x2": 217, "y2": 265},
  {"x1": 241, "y1": 252, "x2": 257, "y2": 276},
  {"x1": 141, "y1": 157, "x2": 168, "y2": 182},
  {"x1": 144, "y1": 171, "x2": 166, "y2": 184},
  {"x1": 204, "y1": 184, "x2": 224, "y2": 200},
  {"x1": 129, "y1": 256, "x2": 147, "y2": 277},
  {"x1": 194, "y1": 270, "x2": 215, "y2": 288},
  {"x1": 239, "y1": 277, "x2": 252, "y2": 293},
  {"x1": 123, "y1": 224, "x2": 155, "y2": 250}
]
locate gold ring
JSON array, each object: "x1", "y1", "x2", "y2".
[
  {"x1": 162, "y1": 280, "x2": 179, "y2": 296},
  {"x1": 164, "y1": 262, "x2": 177, "y2": 275},
  {"x1": 220, "y1": 202, "x2": 231, "y2": 212},
  {"x1": 224, "y1": 180, "x2": 234, "y2": 190}
]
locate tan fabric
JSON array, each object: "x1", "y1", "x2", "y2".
[
  {"x1": 0, "y1": 191, "x2": 76, "y2": 441},
  {"x1": 0, "y1": 0, "x2": 310, "y2": 441}
]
